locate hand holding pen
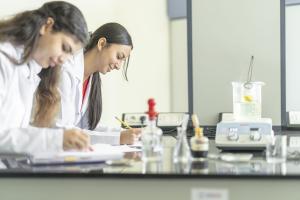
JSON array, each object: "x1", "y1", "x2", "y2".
[
  {"x1": 115, "y1": 116, "x2": 132, "y2": 129},
  {"x1": 120, "y1": 128, "x2": 141, "y2": 145},
  {"x1": 115, "y1": 116, "x2": 141, "y2": 145}
]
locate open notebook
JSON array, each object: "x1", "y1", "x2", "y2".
[{"x1": 29, "y1": 144, "x2": 140, "y2": 165}]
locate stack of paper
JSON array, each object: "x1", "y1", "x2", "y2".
[
  {"x1": 30, "y1": 143, "x2": 141, "y2": 165},
  {"x1": 86, "y1": 130, "x2": 120, "y2": 145},
  {"x1": 30, "y1": 144, "x2": 123, "y2": 165},
  {"x1": 93, "y1": 143, "x2": 141, "y2": 153}
]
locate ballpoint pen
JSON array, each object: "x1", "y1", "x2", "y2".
[{"x1": 115, "y1": 116, "x2": 132, "y2": 129}]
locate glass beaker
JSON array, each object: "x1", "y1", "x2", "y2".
[
  {"x1": 232, "y1": 81, "x2": 265, "y2": 120},
  {"x1": 266, "y1": 135, "x2": 287, "y2": 163},
  {"x1": 172, "y1": 126, "x2": 191, "y2": 174}
]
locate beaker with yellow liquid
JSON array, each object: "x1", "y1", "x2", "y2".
[{"x1": 232, "y1": 81, "x2": 265, "y2": 120}]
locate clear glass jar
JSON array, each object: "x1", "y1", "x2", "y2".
[{"x1": 141, "y1": 119, "x2": 163, "y2": 162}]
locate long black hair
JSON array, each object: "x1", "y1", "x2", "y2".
[
  {"x1": 0, "y1": 1, "x2": 89, "y2": 64},
  {"x1": 84, "y1": 22, "x2": 133, "y2": 130},
  {"x1": 0, "y1": 1, "x2": 89, "y2": 127}
]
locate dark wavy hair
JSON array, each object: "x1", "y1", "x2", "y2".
[
  {"x1": 0, "y1": 1, "x2": 89, "y2": 127},
  {"x1": 85, "y1": 22, "x2": 133, "y2": 130}
]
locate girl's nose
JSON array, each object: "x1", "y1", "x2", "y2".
[
  {"x1": 58, "y1": 54, "x2": 69, "y2": 65},
  {"x1": 115, "y1": 63, "x2": 121, "y2": 70}
]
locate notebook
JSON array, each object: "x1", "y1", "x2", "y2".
[{"x1": 30, "y1": 144, "x2": 124, "y2": 165}]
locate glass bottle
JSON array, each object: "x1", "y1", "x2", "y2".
[
  {"x1": 173, "y1": 127, "x2": 191, "y2": 171},
  {"x1": 141, "y1": 99, "x2": 163, "y2": 162},
  {"x1": 190, "y1": 127, "x2": 209, "y2": 160}
]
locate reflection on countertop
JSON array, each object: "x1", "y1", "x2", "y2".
[{"x1": 2, "y1": 135, "x2": 300, "y2": 177}]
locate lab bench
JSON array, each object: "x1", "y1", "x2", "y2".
[{"x1": 1, "y1": 133, "x2": 300, "y2": 200}]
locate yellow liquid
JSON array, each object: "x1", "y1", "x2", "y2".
[{"x1": 243, "y1": 95, "x2": 253, "y2": 102}]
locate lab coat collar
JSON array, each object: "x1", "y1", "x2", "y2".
[
  {"x1": 81, "y1": 74, "x2": 93, "y2": 113},
  {"x1": 0, "y1": 42, "x2": 42, "y2": 82}
]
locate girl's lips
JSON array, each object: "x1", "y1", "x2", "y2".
[
  {"x1": 49, "y1": 59, "x2": 58, "y2": 67},
  {"x1": 107, "y1": 65, "x2": 114, "y2": 72},
  {"x1": 49, "y1": 63, "x2": 56, "y2": 68}
]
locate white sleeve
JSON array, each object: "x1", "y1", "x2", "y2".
[
  {"x1": 84, "y1": 129, "x2": 121, "y2": 145},
  {"x1": 0, "y1": 126, "x2": 63, "y2": 155},
  {"x1": 56, "y1": 68, "x2": 77, "y2": 128},
  {"x1": 0, "y1": 54, "x2": 11, "y2": 107}
]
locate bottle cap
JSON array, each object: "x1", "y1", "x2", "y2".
[
  {"x1": 191, "y1": 114, "x2": 200, "y2": 128},
  {"x1": 195, "y1": 127, "x2": 203, "y2": 137},
  {"x1": 147, "y1": 98, "x2": 157, "y2": 120}
]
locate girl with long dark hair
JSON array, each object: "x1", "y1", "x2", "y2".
[
  {"x1": 0, "y1": 1, "x2": 90, "y2": 154},
  {"x1": 58, "y1": 22, "x2": 141, "y2": 145}
]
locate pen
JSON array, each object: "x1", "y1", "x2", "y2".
[{"x1": 115, "y1": 116, "x2": 132, "y2": 129}]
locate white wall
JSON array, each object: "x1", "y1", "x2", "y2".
[
  {"x1": 170, "y1": 19, "x2": 188, "y2": 112},
  {"x1": 191, "y1": 0, "x2": 281, "y2": 125},
  {"x1": 286, "y1": 5, "x2": 300, "y2": 111},
  {"x1": 0, "y1": 0, "x2": 171, "y2": 126}
]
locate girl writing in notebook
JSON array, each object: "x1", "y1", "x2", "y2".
[
  {"x1": 56, "y1": 23, "x2": 141, "y2": 145},
  {"x1": 0, "y1": 1, "x2": 90, "y2": 154}
]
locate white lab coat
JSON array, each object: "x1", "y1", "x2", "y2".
[
  {"x1": 57, "y1": 51, "x2": 121, "y2": 145},
  {"x1": 0, "y1": 42, "x2": 63, "y2": 155}
]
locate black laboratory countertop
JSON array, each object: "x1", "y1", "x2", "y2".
[{"x1": 1, "y1": 129, "x2": 300, "y2": 179}]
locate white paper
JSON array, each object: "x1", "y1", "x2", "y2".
[
  {"x1": 30, "y1": 143, "x2": 123, "y2": 165},
  {"x1": 93, "y1": 143, "x2": 141, "y2": 153},
  {"x1": 30, "y1": 142, "x2": 142, "y2": 165},
  {"x1": 128, "y1": 141, "x2": 142, "y2": 148}
]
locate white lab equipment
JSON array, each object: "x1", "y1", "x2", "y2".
[{"x1": 215, "y1": 118, "x2": 273, "y2": 150}]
